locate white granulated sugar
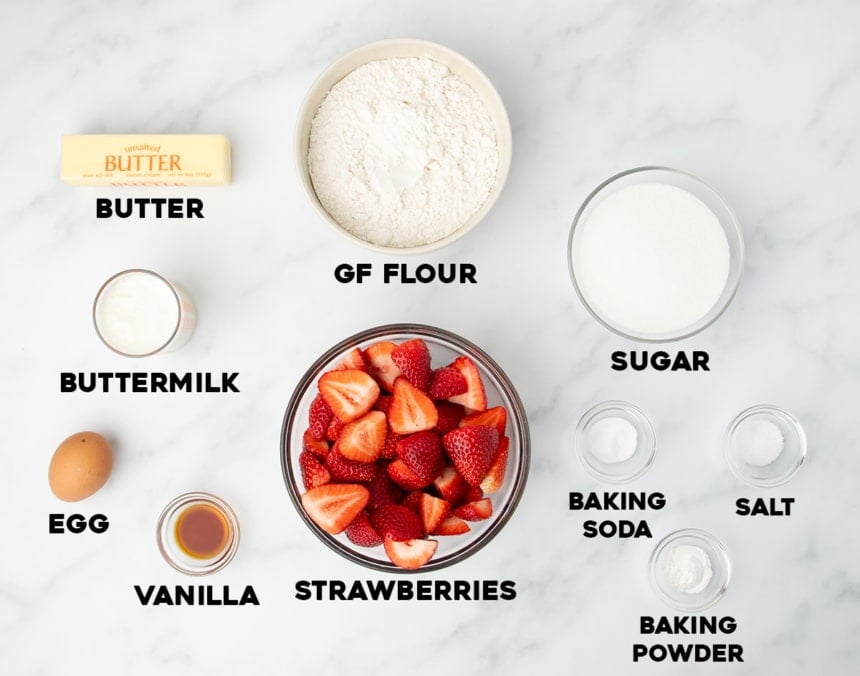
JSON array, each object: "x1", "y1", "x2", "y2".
[
  {"x1": 308, "y1": 57, "x2": 499, "y2": 248},
  {"x1": 660, "y1": 544, "x2": 713, "y2": 594},
  {"x1": 574, "y1": 183, "x2": 730, "y2": 335}
]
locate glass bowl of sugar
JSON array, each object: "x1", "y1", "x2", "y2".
[
  {"x1": 574, "y1": 400, "x2": 656, "y2": 483},
  {"x1": 568, "y1": 167, "x2": 744, "y2": 342},
  {"x1": 649, "y1": 529, "x2": 731, "y2": 612},
  {"x1": 724, "y1": 404, "x2": 806, "y2": 487}
]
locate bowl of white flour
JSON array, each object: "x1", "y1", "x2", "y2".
[{"x1": 296, "y1": 39, "x2": 512, "y2": 253}]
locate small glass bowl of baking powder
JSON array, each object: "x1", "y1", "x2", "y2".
[
  {"x1": 574, "y1": 401, "x2": 656, "y2": 483},
  {"x1": 724, "y1": 404, "x2": 806, "y2": 487},
  {"x1": 649, "y1": 529, "x2": 731, "y2": 612}
]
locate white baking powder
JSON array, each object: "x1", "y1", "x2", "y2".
[
  {"x1": 573, "y1": 183, "x2": 730, "y2": 335},
  {"x1": 733, "y1": 418, "x2": 784, "y2": 466},
  {"x1": 660, "y1": 544, "x2": 713, "y2": 594},
  {"x1": 586, "y1": 416, "x2": 638, "y2": 463},
  {"x1": 308, "y1": 57, "x2": 499, "y2": 248}
]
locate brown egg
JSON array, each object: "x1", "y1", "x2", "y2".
[{"x1": 48, "y1": 432, "x2": 113, "y2": 501}]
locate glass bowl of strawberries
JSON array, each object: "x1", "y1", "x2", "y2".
[{"x1": 281, "y1": 323, "x2": 530, "y2": 572}]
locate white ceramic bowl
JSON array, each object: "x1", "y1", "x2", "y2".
[{"x1": 295, "y1": 38, "x2": 512, "y2": 255}]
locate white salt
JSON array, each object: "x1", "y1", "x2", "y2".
[
  {"x1": 573, "y1": 182, "x2": 730, "y2": 335},
  {"x1": 586, "y1": 416, "x2": 638, "y2": 464},
  {"x1": 733, "y1": 418, "x2": 784, "y2": 466}
]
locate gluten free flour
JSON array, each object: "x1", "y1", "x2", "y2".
[{"x1": 308, "y1": 57, "x2": 499, "y2": 248}]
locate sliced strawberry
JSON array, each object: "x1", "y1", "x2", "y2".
[
  {"x1": 452, "y1": 497, "x2": 493, "y2": 521},
  {"x1": 464, "y1": 484, "x2": 484, "y2": 503},
  {"x1": 442, "y1": 425, "x2": 499, "y2": 487},
  {"x1": 387, "y1": 458, "x2": 431, "y2": 490},
  {"x1": 391, "y1": 339, "x2": 431, "y2": 392},
  {"x1": 299, "y1": 450, "x2": 331, "y2": 489},
  {"x1": 433, "y1": 515, "x2": 470, "y2": 536},
  {"x1": 325, "y1": 445, "x2": 376, "y2": 482},
  {"x1": 446, "y1": 356, "x2": 487, "y2": 413},
  {"x1": 367, "y1": 469, "x2": 404, "y2": 511},
  {"x1": 401, "y1": 490, "x2": 424, "y2": 514},
  {"x1": 374, "y1": 394, "x2": 394, "y2": 417},
  {"x1": 480, "y1": 436, "x2": 509, "y2": 494},
  {"x1": 337, "y1": 410, "x2": 387, "y2": 463},
  {"x1": 396, "y1": 431, "x2": 443, "y2": 484},
  {"x1": 380, "y1": 431, "x2": 401, "y2": 460},
  {"x1": 307, "y1": 394, "x2": 333, "y2": 441},
  {"x1": 433, "y1": 465, "x2": 469, "y2": 504},
  {"x1": 365, "y1": 341, "x2": 402, "y2": 391},
  {"x1": 318, "y1": 369, "x2": 380, "y2": 423},
  {"x1": 389, "y1": 377, "x2": 438, "y2": 435},
  {"x1": 370, "y1": 504, "x2": 424, "y2": 541},
  {"x1": 326, "y1": 418, "x2": 345, "y2": 443},
  {"x1": 384, "y1": 538, "x2": 438, "y2": 570},
  {"x1": 301, "y1": 483, "x2": 369, "y2": 535},
  {"x1": 460, "y1": 406, "x2": 507, "y2": 436},
  {"x1": 418, "y1": 493, "x2": 450, "y2": 533},
  {"x1": 340, "y1": 347, "x2": 368, "y2": 372},
  {"x1": 345, "y1": 511, "x2": 382, "y2": 547},
  {"x1": 302, "y1": 429, "x2": 330, "y2": 458},
  {"x1": 434, "y1": 401, "x2": 466, "y2": 434},
  {"x1": 428, "y1": 367, "x2": 468, "y2": 400}
]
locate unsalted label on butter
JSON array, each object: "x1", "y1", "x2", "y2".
[{"x1": 61, "y1": 134, "x2": 231, "y2": 186}]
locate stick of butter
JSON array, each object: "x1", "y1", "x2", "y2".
[{"x1": 61, "y1": 134, "x2": 231, "y2": 186}]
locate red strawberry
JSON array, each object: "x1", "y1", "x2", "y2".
[
  {"x1": 325, "y1": 445, "x2": 376, "y2": 482},
  {"x1": 452, "y1": 497, "x2": 493, "y2": 521},
  {"x1": 428, "y1": 367, "x2": 468, "y2": 399},
  {"x1": 460, "y1": 406, "x2": 507, "y2": 436},
  {"x1": 380, "y1": 431, "x2": 401, "y2": 460},
  {"x1": 370, "y1": 504, "x2": 424, "y2": 541},
  {"x1": 340, "y1": 347, "x2": 368, "y2": 372},
  {"x1": 433, "y1": 515, "x2": 470, "y2": 536},
  {"x1": 337, "y1": 410, "x2": 387, "y2": 463},
  {"x1": 301, "y1": 483, "x2": 369, "y2": 534},
  {"x1": 389, "y1": 377, "x2": 438, "y2": 435},
  {"x1": 326, "y1": 418, "x2": 345, "y2": 443},
  {"x1": 318, "y1": 369, "x2": 380, "y2": 423},
  {"x1": 396, "y1": 431, "x2": 443, "y2": 484},
  {"x1": 464, "y1": 484, "x2": 484, "y2": 503},
  {"x1": 433, "y1": 465, "x2": 469, "y2": 504},
  {"x1": 446, "y1": 356, "x2": 487, "y2": 413},
  {"x1": 345, "y1": 511, "x2": 382, "y2": 547},
  {"x1": 391, "y1": 339, "x2": 431, "y2": 391},
  {"x1": 374, "y1": 394, "x2": 394, "y2": 417},
  {"x1": 418, "y1": 493, "x2": 450, "y2": 533},
  {"x1": 367, "y1": 469, "x2": 404, "y2": 511},
  {"x1": 442, "y1": 425, "x2": 499, "y2": 487},
  {"x1": 384, "y1": 538, "x2": 438, "y2": 570},
  {"x1": 365, "y1": 341, "x2": 402, "y2": 391},
  {"x1": 308, "y1": 394, "x2": 333, "y2": 441},
  {"x1": 302, "y1": 429, "x2": 330, "y2": 458},
  {"x1": 401, "y1": 490, "x2": 424, "y2": 514},
  {"x1": 434, "y1": 401, "x2": 466, "y2": 434},
  {"x1": 387, "y1": 459, "x2": 431, "y2": 490},
  {"x1": 299, "y1": 450, "x2": 331, "y2": 489},
  {"x1": 480, "y1": 436, "x2": 509, "y2": 494}
]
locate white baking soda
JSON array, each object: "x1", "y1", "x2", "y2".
[
  {"x1": 95, "y1": 271, "x2": 179, "y2": 356},
  {"x1": 574, "y1": 183, "x2": 730, "y2": 335},
  {"x1": 586, "y1": 416, "x2": 638, "y2": 463}
]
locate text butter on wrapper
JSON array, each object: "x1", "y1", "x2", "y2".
[{"x1": 61, "y1": 134, "x2": 231, "y2": 186}]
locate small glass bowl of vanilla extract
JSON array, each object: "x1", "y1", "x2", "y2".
[{"x1": 157, "y1": 492, "x2": 240, "y2": 575}]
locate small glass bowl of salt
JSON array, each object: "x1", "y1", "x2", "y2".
[
  {"x1": 724, "y1": 404, "x2": 806, "y2": 487},
  {"x1": 649, "y1": 529, "x2": 731, "y2": 612},
  {"x1": 574, "y1": 401, "x2": 656, "y2": 483}
]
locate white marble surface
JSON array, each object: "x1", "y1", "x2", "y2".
[{"x1": 1, "y1": 0, "x2": 858, "y2": 673}]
